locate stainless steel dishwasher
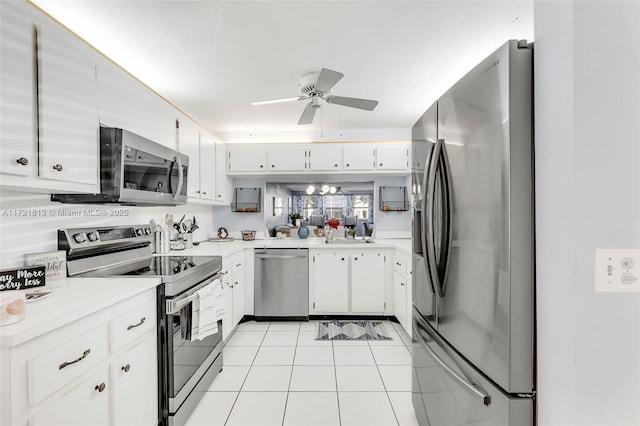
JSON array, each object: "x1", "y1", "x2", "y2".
[{"x1": 254, "y1": 248, "x2": 309, "y2": 320}]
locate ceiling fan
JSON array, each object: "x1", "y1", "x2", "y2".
[{"x1": 251, "y1": 68, "x2": 379, "y2": 125}]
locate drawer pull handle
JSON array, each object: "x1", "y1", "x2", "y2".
[
  {"x1": 59, "y1": 349, "x2": 90, "y2": 370},
  {"x1": 121, "y1": 364, "x2": 131, "y2": 373},
  {"x1": 52, "y1": 164, "x2": 63, "y2": 172},
  {"x1": 95, "y1": 383, "x2": 106, "y2": 392},
  {"x1": 127, "y1": 317, "x2": 146, "y2": 331},
  {"x1": 16, "y1": 157, "x2": 29, "y2": 166}
]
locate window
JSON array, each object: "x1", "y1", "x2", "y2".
[
  {"x1": 324, "y1": 195, "x2": 345, "y2": 220},
  {"x1": 353, "y1": 194, "x2": 371, "y2": 220},
  {"x1": 301, "y1": 195, "x2": 319, "y2": 219}
]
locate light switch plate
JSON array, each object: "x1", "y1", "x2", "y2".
[{"x1": 595, "y1": 249, "x2": 640, "y2": 293}]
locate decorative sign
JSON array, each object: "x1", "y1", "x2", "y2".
[
  {"x1": 0, "y1": 266, "x2": 46, "y2": 291},
  {"x1": 25, "y1": 251, "x2": 66, "y2": 282}
]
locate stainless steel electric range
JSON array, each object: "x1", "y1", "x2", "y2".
[{"x1": 59, "y1": 224, "x2": 224, "y2": 426}]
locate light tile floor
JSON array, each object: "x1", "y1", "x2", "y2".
[{"x1": 186, "y1": 320, "x2": 419, "y2": 426}]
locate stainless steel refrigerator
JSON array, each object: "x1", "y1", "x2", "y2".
[{"x1": 411, "y1": 40, "x2": 535, "y2": 425}]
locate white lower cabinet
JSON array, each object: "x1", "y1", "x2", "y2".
[
  {"x1": 110, "y1": 333, "x2": 157, "y2": 426},
  {"x1": 2, "y1": 288, "x2": 158, "y2": 426},
  {"x1": 221, "y1": 252, "x2": 245, "y2": 340},
  {"x1": 31, "y1": 366, "x2": 111, "y2": 426},
  {"x1": 310, "y1": 249, "x2": 389, "y2": 315},
  {"x1": 393, "y1": 251, "x2": 412, "y2": 335}
]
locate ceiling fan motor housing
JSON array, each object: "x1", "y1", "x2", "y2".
[{"x1": 298, "y1": 72, "x2": 320, "y2": 96}]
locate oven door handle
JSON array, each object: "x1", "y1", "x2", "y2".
[{"x1": 166, "y1": 271, "x2": 226, "y2": 314}]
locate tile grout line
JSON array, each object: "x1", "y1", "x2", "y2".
[
  {"x1": 331, "y1": 328, "x2": 343, "y2": 426},
  {"x1": 368, "y1": 328, "x2": 401, "y2": 426},
  {"x1": 281, "y1": 323, "x2": 301, "y2": 426},
  {"x1": 223, "y1": 322, "x2": 269, "y2": 426}
]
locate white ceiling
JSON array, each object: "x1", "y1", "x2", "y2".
[{"x1": 31, "y1": 0, "x2": 533, "y2": 142}]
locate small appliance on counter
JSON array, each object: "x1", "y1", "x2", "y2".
[{"x1": 241, "y1": 230, "x2": 256, "y2": 241}]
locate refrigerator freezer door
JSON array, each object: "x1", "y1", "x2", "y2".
[
  {"x1": 434, "y1": 40, "x2": 534, "y2": 394},
  {"x1": 412, "y1": 309, "x2": 533, "y2": 426}
]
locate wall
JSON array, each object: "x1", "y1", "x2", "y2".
[
  {"x1": 534, "y1": 1, "x2": 640, "y2": 425},
  {"x1": 0, "y1": 190, "x2": 217, "y2": 269},
  {"x1": 211, "y1": 178, "x2": 267, "y2": 237},
  {"x1": 374, "y1": 175, "x2": 412, "y2": 238}
]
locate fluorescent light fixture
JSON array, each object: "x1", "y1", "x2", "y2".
[{"x1": 251, "y1": 97, "x2": 300, "y2": 106}]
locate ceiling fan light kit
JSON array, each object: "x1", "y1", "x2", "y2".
[{"x1": 252, "y1": 68, "x2": 379, "y2": 125}]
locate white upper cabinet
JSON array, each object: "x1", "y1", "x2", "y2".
[
  {"x1": 308, "y1": 144, "x2": 342, "y2": 171},
  {"x1": 177, "y1": 117, "x2": 201, "y2": 198},
  {"x1": 0, "y1": 2, "x2": 35, "y2": 178},
  {"x1": 214, "y1": 141, "x2": 232, "y2": 203},
  {"x1": 225, "y1": 142, "x2": 408, "y2": 175},
  {"x1": 199, "y1": 132, "x2": 216, "y2": 201},
  {"x1": 37, "y1": 19, "x2": 99, "y2": 185},
  {"x1": 342, "y1": 144, "x2": 376, "y2": 171},
  {"x1": 266, "y1": 145, "x2": 308, "y2": 171},
  {"x1": 375, "y1": 143, "x2": 409, "y2": 170},
  {"x1": 227, "y1": 144, "x2": 267, "y2": 172},
  {"x1": 96, "y1": 55, "x2": 177, "y2": 149}
]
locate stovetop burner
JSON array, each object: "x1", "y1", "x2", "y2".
[{"x1": 124, "y1": 256, "x2": 214, "y2": 277}]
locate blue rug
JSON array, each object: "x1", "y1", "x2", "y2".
[{"x1": 315, "y1": 320, "x2": 392, "y2": 341}]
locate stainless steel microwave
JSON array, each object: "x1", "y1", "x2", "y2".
[{"x1": 52, "y1": 127, "x2": 188, "y2": 206}]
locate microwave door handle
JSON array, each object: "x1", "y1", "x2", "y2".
[{"x1": 174, "y1": 156, "x2": 184, "y2": 200}]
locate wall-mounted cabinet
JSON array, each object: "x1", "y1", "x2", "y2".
[
  {"x1": 0, "y1": 2, "x2": 100, "y2": 193},
  {"x1": 226, "y1": 142, "x2": 409, "y2": 176},
  {"x1": 379, "y1": 186, "x2": 409, "y2": 211},
  {"x1": 231, "y1": 188, "x2": 261, "y2": 212}
]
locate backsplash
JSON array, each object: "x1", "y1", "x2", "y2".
[{"x1": 0, "y1": 190, "x2": 216, "y2": 269}]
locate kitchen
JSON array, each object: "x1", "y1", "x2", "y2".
[{"x1": 0, "y1": 1, "x2": 638, "y2": 426}]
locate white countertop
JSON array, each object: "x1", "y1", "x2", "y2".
[
  {"x1": 165, "y1": 237, "x2": 412, "y2": 257},
  {"x1": 0, "y1": 277, "x2": 160, "y2": 348}
]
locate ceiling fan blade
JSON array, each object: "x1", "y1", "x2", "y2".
[
  {"x1": 325, "y1": 95, "x2": 379, "y2": 111},
  {"x1": 251, "y1": 97, "x2": 303, "y2": 106},
  {"x1": 314, "y1": 68, "x2": 344, "y2": 93},
  {"x1": 297, "y1": 102, "x2": 317, "y2": 125}
]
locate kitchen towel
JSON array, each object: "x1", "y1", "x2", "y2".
[{"x1": 191, "y1": 279, "x2": 225, "y2": 341}]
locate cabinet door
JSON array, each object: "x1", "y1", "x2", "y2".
[
  {"x1": 110, "y1": 333, "x2": 158, "y2": 426},
  {"x1": 214, "y1": 141, "x2": 232, "y2": 203},
  {"x1": 221, "y1": 258, "x2": 234, "y2": 340},
  {"x1": 37, "y1": 19, "x2": 98, "y2": 185},
  {"x1": 31, "y1": 367, "x2": 110, "y2": 426},
  {"x1": 0, "y1": 2, "x2": 35, "y2": 177},
  {"x1": 232, "y1": 256, "x2": 245, "y2": 326},
  {"x1": 199, "y1": 132, "x2": 216, "y2": 201},
  {"x1": 393, "y1": 270, "x2": 408, "y2": 332},
  {"x1": 96, "y1": 54, "x2": 177, "y2": 148},
  {"x1": 342, "y1": 144, "x2": 375, "y2": 170},
  {"x1": 375, "y1": 143, "x2": 409, "y2": 170},
  {"x1": 312, "y1": 252, "x2": 349, "y2": 313},
  {"x1": 227, "y1": 144, "x2": 267, "y2": 172},
  {"x1": 178, "y1": 117, "x2": 201, "y2": 198},
  {"x1": 308, "y1": 144, "x2": 342, "y2": 171},
  {"x1": 350, "y1": 252, "x2": 386, "y2": 313},
  {"x1": 267, "y1": 145, "x2": 308, "y2": 171}
]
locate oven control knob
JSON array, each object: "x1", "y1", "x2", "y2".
[
  {"x1": 73, "y1": 232, "x2": 87, "y2": 243},
  {"x1": 87, "y1": 232, "x2": 99, "y2": 242},
  {"x1": 136, "y1": 228, "x2": 144, "y2": 236},
  {"x1": 144, "y1": 227, "x2": 151, "y2": 235}
]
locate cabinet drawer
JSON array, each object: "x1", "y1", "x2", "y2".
[
  {"x1": 109, "y1": 299, "x2": 155, "y2": 352},
  {"x1": 28, "y1": 324, "x2": 109, "y2": 405},
  {"x1": 394, "y1": 254, "x2": 409, "y2": 277}
]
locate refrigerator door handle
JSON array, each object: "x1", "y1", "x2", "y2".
[
  {"x1": 421, "y1": 142, "x2": 436, "y2": 293},
  {"x1": 425, "y1": 140, "x2": 445, "y2": 297},
  {"x1": 437, "y1": 139, "x2": 454, "y2": 296},
  {"x1": 414, "y1": 315, "x2": 492, "y2": 406}
]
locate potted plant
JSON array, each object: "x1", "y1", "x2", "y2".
[{"x1": 289, "y1": 212, "x2": 303, "y2": 227}]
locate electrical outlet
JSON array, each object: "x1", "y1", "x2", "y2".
[{"x1": 595, "y1": 249, "x2": 640, "y2": 293}]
